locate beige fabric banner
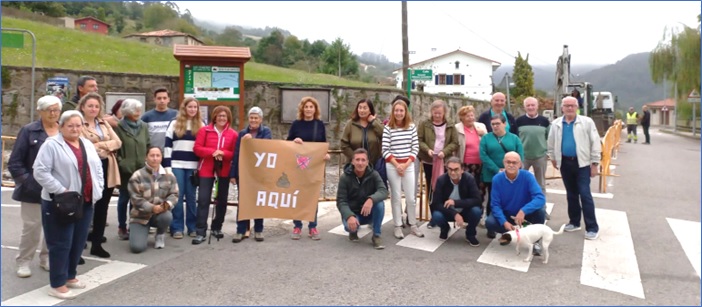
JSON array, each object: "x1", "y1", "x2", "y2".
[{"x1": 238, "y1": 138, "x2": 329, "y2": 221}]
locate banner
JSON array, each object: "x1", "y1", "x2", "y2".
[{"x1": 238, "y1": 138, "x2": 329, "y2": 221}]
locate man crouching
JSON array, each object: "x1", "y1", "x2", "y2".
[{"x1": 337, "y1": 148, "x2": 389, "y2": 249}]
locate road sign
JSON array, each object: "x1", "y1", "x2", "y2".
[
  {"x1": 1, "y1": 32, "x2": 24, "y2": 48},
  {"x1": 687, "y1": 89, "x2": 700, "y2": 103},
  {"x1": 662, "y1": 106, "x2": 668, "y2": 112},
  {"x1": 410, "y1": 69, "x2": 433, "y2": 81}
]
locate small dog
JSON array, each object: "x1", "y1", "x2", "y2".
[{"x1": 499, "y1": 224, "x2": 566, "y2": 264}]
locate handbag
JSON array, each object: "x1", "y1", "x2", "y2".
[
  {"x1": 493, "y1": 133, "x2": 510, "y2": 153},
  {"x1": 51, "y1": 140, "x2": 88, "y2": 224},
  {"x1": 190, "y1": 160, "x2": 202, "y2": 187}
]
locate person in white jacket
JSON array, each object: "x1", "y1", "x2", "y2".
[
  {"x1": 33, "y1": 110, "x2": 104, "y2": 300},
  {"x1": 547, "y1": 97, "x2": 601, "y2": 240}
]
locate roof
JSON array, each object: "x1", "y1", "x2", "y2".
[
  {"x1": 124, "y1": 29, "x2": 204, "y2": 44},
  {"x1": 74, "y1": 16, "x2": 110, "y2": 27},
  {"x1": 646, "y1": 98, "x2": 675, "y2": 108},
  {"x1": 173, "y1": 45, "x2": 251, "y2": 62},
  {"x1": 393, "y1": 49, "x2": 501, "y2": 72}
]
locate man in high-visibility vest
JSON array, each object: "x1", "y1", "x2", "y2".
[{"x1": 626, "y1": 107, "x2": 638, "y2": 143}]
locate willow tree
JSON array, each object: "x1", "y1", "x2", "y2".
[{"x1": 650, "y1": 15, "x2": 701, "y2": 99}]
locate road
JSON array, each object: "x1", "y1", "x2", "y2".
[{"x1": 1, "y1": 128, "x2": 699, "y2": 306}]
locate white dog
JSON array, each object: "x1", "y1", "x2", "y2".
[{"x1": 498, "y1": 224, "x2": 566, "y2": 264}]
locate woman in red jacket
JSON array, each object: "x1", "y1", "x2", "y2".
[{"x1": 191, "y1": 106, "x2": 238, "y2": 245}]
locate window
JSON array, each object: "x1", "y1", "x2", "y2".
[
  {"x1": 80, "y1": 23, "x2": 86, "y2": 29},
  {"x1": 455, "y1": 61, "x2": 460, "y2": 69},
  {"x1": 453, "y1": 74, "x2": 462, "y2": 85},
  {"x1": 93, "y1": 24, "x2": 99, "y2": 30},
  {"x1": 438, "y1": 74, "x2": 446, "y2": 85}
]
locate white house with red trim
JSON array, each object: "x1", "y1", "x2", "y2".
[{"x1": 393, "y1": 49, "x2": 501, "y2": 101}]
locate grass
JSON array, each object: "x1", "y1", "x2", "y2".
[{"x1": 1, "y1": 17, "x2": 392, "y2": 89}]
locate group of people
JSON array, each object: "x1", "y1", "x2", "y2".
[
  {"x1": 625, "y1": 106, "x2": 652, "y2": 144},
  {"x1": 8, "y1": 75, "x2": 603, "y2": 298}
]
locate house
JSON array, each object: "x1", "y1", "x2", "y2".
[
  {"x1": 645, "y1": 98, "x2": 676, "y2": 126},
  {"x1": 74, "y1": 16, "x2": 110, "y2": 35},
  {"x1": 393, "y1": 49, "x2": 501, "y2": 101},
  {"x1": 59, "y1": 17, "x2": 75, "y2": 29},
  {"x1": 123, "y1": 29, "x2": 204, "y2": 47}
]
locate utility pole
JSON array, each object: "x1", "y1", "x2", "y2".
[
  {"x1": 504, "y1": 73, "x2": 512, "y2": 113},
  {"x1": 338, "y1": 46, "x2": 341, "y2": 77},
  {"x1": 401, "y1": 1, "x2": 409, "y2": 92}
]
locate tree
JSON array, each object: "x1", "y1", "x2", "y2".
[
  {"x1": 319, "y1": 38, "x2": 359, "y2": 77},
  {"x1": 158, "y1": 18, "x2": 201, "y2": 36},
  {"x1": 305, "y1": 39, "x2": 328, "y2": 58},
  {"x1": 143, "y1": 3, "x2": 177, "y2": 29},
  {"x1": 113, "y1": 13, "x2": 125, "y2": 34},
  {"x1": 283, "y1": 35, "x2": 304, "y2": 67},
  {"x1": 512, "y1": 51, "x2": 535, "y2": 102},
  {"x1": 253, "y1": 30, "x2": 285, "y2": 66},
  {"x1": 650, "y1": 14, "x2": 701, "y2": 100},
  {"x1": 216, "y1": 26, "x2": 244, "y2": 46}
]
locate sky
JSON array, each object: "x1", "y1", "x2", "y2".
[{"x1": 179, "y1": 1, "x2": 700, "y2": 67}]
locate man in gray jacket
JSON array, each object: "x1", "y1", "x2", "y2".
[
  {"x1": 336, "y1": 148, "x2": 389, "y2": 250},
  {"x1": 547, "y1": 97, "x2": 602, "y2": 240}
]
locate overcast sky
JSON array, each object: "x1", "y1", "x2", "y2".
[{"x1": 180, "y1": 1, "x2": 700, "y2": 66}]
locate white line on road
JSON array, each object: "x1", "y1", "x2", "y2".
[
  {"x1": 328, "y1": 216, "x2": 392, "y2": 238},
  {"x1": 476, "y1": 203, "x2": 554, "y2": 272},
  {"x1": 1, "y1": 187, "x2": 15, "y2": 192},
  {"x1": 395, "y1": 222, "x2": 459, "y2": 252},
  {"x1": 546, "y1": 189, "x2": 614, "y2": 199},
  {"x1": 581, "y1": 208, "x2": 644, "y2": 299},
  {"x1": 1, "y1": 260, "x2": 146, "y2": 306},
  {"x1": 666, "y1": 218, "x2": 701, "y2": 278},
  {"x1": 1, "y1": 245, "x2": 112, "y2": 263}
]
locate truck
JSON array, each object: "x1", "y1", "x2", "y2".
[{"x1": 553, "y1": 45, "x2": 616, "y2": 136}]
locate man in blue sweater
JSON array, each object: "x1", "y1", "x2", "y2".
[
  {"x1": 485, "y1": 151, "x2": 546, "y2": 252},
  {"x1": 142, "y1": 87, "x2": 178, "y2": 152}
]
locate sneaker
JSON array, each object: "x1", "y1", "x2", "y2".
[
  {"x1": 155, "y1": 234, "x2": 165, "y2": 249},
  {"x1": 427, "y1": 219, "x2": 435, "y2": 229},
  {"x1": 533, "y1": 242, "x2": 542, "y2": 256},
  {"x1": 172, "y1": 232, "x2": 184, "y2": 239},
  {"x1": 254, "y1": 232, "x2": 264, "y2": 242},
  {"x1": 410, "y1": 225, "x2": 424, "y2": 237},
  {"x1": 585, "y1": 231, "x2": 599, "y2": 240},
  {"x1": 465, "y1": 236, "x2": 480, "y2": 247},
  {"x1": 564, "y1": 224, "x2": 581, "y2": 232},
  {"x1": 487, "y1": 230, "x2": 496, "y2": 239},
  {"x1": 372, "y1": 235, "x2": 385, "y2": 250},
  {"x1": 394, "y1": 226, "x2": 404, "y2": 239},
  {"x1": 78, "y1": 257, "x2": 85, "y2": 265},
  {"x1": 16, "y1": 265, "x2": 31, "y2": 278},
  {"x1": 47, "y1": 287, "x2": 76, "y2": 300},
  {"x1": 211, "y1": 230, "x2": 224, "y2": 239},
  {"x1": 291, "y1": 227, "x2": 302, "y2": 240},
  {"x1": 349, "y1": 232, "x2": 359, "y2": 242},
  {"x1": 231, "y1": 233, "x2": 244, "y2": 243},
  {"x1": 439, "y1": 227, "x2": 449, "y2": 240},
  {"x1": 66, "y1": 279, "x2": 86, "y2": 289},
  {"x1": 39, "y1": 261, "x2": 50, "y2": 272},
  {"x1": 118, "y1": 228, "x2": 129, "y2": 240},
  {"x1": 192, "y1": 235, "x2": 206, "y2": 245},
  {"x1": 188, "y1": 231, "x2": 197, "y2": 238},
  {"x1": 309, "y1": 228, "x2": 321, "y2": 240}
]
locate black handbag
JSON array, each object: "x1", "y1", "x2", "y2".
[
  {"x1": 190, "y1": 160, "x2": 202, "y2": 187},
  {"x1": 51, "y1": 140, "x2": 88, "y2": 224}
]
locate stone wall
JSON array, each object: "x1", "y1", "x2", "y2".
[{"x1": 1, "y1": 65, "x2": 494, "y2": 149}]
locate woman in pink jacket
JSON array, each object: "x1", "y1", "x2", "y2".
[{"x1": 191, "y1": 106, "x2": 238, "y2": 245}]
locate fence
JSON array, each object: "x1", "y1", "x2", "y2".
[{"x1": 598, "y1": 119, "x2": 623, "y2": 193}]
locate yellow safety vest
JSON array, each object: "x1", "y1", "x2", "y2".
[{"x1": 626, "y1": 112, "x2": 638, "y2": 125}]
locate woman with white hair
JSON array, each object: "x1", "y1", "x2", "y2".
[
  {"x1": 230, "y1": 106, "x2": 272, "y2": 243},
  {"x1": 113, "y1": 99, "x2": 150, "y2": 241},
  {"x1": 8, "y1": 95, "x2": 61, "y2": 278},
  {"x1": 33, "y1": 110, "x2": 104, "y2": 299},
  {"x1": 418, "y1": 100, "x2": 459, "y2": 201}
]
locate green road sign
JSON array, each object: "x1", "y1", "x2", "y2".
[
  {"x1": 2, "y1": 32, "x2": 24, "y2": 48},
  {"x1": 410, "y1": 69, "x2": 433, "y2": 81}
]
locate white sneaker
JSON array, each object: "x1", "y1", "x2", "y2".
[
  {"x1": 47, "y1": 287, "x2": 76, "y2": 300},
  {"x1": 410, "y1": 225, "x2": 425, "y2": 238},
  {"x1": 16, "y1": 265, "x2": 31, "y2": 278},
  {"x1": 394, "y1": 226, "x2": 404, "y2": 239},
  {"x1": 40, "y1": 261, "x2": 50, "y2": 272},
  {"x1": 155, "y1": 234, "x2": 165, "y2": 249}
]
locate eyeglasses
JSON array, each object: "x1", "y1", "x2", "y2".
[
  {"x1": 490, "y1": 122, "x2": 503, "y2": 126},
  {"x1": 562, "y1": 105, "x2": 578, "y2": 108},
  {"x1": 44, "y1": 109, "x2": 61, "y2": 114},
  {"x1": 447, "y1": 167, "x2": 462, "y2": 173},
  {"x1": 504, "y1": 160, "x2": 520, "y2": 165}
]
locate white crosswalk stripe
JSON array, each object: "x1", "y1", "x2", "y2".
[{"x1": 666, "y1": 217, "x2": 701, "y2": 278}]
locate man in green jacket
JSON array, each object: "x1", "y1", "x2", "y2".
[{"x1": 337, "y1": 148, "x2": 389, "y2": 250}]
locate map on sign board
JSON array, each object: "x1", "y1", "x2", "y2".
[{"x1": 184, "y1": 65, "x2": 240, "y2": 101}]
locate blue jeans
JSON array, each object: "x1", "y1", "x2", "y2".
[
  {"x1": 432, "y1": 206, "x2": 482, "y2": 238},
  {"x1": 171, "y1": 168, "x2": 198, "y2": 234},
  {"x1": 341, "y1": 201, "x2": 385, "y2": 236},
  {"x1": 293, "y1": 207, "x2": 319, "y2": 229},
  {"x1": 485, "y1": 206, "x2": 546, "y2": 234},
  {"x1": 560, "y1": 158, "x2": 599, "y2": 233},
  {"x1": 41, "y1": 200, "x2": 93, "y2": 288},
  {"x1": 117, "y1": 186, "x2": 131, "y2": 230}
]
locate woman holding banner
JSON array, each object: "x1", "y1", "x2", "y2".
[
  {"x1": 192, "y1": 106, "x2": 238, "y2": 245},
  {"x1": 340, "y1": 98, "x2": 386, "y2": 186},
  {"x1": 382, "y1": 99, "x2": 424, "y2": 239},
  {"x1": 230, "y1": 106, "x2": 272, "y2": 243},
  {"x1": 287, "y1": 97, "x2": 330, "y2": 241}
]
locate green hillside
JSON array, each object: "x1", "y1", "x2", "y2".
[{"x1": 1, "y1": 17, "x2": 387, "y2": 88}]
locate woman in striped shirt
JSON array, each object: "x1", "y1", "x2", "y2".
[
  {"x1": 163, "y1": 97, "x2": 204, "y2": 239},
  {"x1": 382, "y1": 100, "x2": 424, "y2": 239}
]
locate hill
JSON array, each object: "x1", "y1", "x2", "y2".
[
  {"x1": 493, "y1": 64, "x2": 604, "y2": 93},
  {"x1": 0, "y1": 17, "x2": 387, "y2": 89}
]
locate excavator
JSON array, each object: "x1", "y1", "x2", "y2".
[{"x1": 553, "y1": 45, "x2": 615, "y2": 136}]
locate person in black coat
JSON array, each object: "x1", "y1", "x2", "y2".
[
  {"x1": 477, "y1": 92, "x2": 518, "y2": 135},
  {"x1": 430, "y1": 157, "x2": 483, "y2": 246}
]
